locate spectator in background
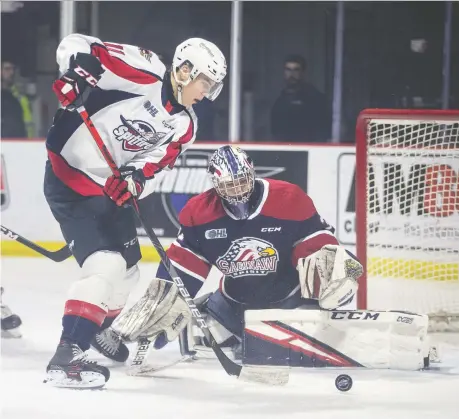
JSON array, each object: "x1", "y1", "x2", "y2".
[
  {"x1": 1, "y1": 60, "x2": 34, "y2": 138},
  {"x1": 271, "y1": 55, "x2": 330, "y2": 143},
  {"x1": 1, "y1": 61, "x2": 26, "y2": 138}
]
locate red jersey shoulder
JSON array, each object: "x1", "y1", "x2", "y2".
[
  {"x1": 179, "y1": 189, "x2": 226, "y2": 227},
  {"x1": 261, "y1": 179, "x2": 317, "y2": 221}
]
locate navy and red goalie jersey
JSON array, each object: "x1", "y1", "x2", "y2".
[{"x1": 156, "y1": 178, "x2": 339, "y2": 306}]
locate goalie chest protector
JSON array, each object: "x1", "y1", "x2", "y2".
[{"x1": 175, "y1": 178, "x2": 338, "y2": 306}]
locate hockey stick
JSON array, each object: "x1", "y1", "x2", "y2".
[
  {"x1": 77, "y1": 105, "x2": 288, "y2": 385},
  {"x1": 1, "y1": 225, "x2": 72, "y2": 262},
  {"x1": 126, "y1": 336, "x2": 190, "y2": 376}
]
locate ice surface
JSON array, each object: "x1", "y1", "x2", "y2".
[{"x1": 1, "y1": 257, "x2": 459, "y2": 419}]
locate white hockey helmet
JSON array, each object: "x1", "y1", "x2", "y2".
[{"x1": 172, "y1": 38, "x2": 227, "y2": 102}]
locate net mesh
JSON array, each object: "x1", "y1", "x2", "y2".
[{"x1": 365, "y1": 116, "x2": 459, "y2": 331}]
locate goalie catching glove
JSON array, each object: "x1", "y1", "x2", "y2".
[
  {"x1": 110, "y1": 278, "x2": 191, "y2": 349},
  {"x1": 297, "y1": 245, "x2": 363, "y2": 309}
]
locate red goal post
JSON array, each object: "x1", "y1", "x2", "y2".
[{"x1": 355, "y1": 109, "x2": 459, "y2": 328}]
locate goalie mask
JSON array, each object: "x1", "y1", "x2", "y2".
[{"x1": 207, "y1": 146, "x2": 255, "y2": 220}]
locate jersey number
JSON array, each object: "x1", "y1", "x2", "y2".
[{"x1": 104, "y1": 42, "x2": 124, "y2": 55}]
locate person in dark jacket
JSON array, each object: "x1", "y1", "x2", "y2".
[
  {"x1": 1, "y1": 61, "x2": 27, "y2": 138},
  {"x1": 271, "y1": 55, "x2": 330, "y2": 143}
]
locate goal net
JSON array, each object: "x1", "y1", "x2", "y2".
[{"x1": 356, "y1": 109, "x2": 459, "y2": 331}]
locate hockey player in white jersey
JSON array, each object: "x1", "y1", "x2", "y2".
[{"x1": 43, "y1": 33, "x2": 226, "y2": 389}]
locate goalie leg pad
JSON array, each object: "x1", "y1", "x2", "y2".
[
  {"x1": 206, "y1": 290, "x2": 244, "y2": 338},
  {"x1": 243, "y1": 309, "x2": 429, "y2": 370},
  {"x1": 179, "y1": 291, "x2": 241, "y2": 358},
  {"x1": 182, "y1": 291, "x2": 319, "y2": 359},
  {"x1": 182, "y1": 313, "x2": 237, "y2": 355},
  {"x1": 111, "y1": 278, "x2": 191, "y2": 343}
]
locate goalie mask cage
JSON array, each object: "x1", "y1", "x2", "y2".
[{"x1": 356, "y1": 109, "x2": 459, "y2": 331}]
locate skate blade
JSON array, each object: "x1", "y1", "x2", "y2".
[
  {"x1": 1, "y1": 328, "x2": 22, "y2": 338},
  {"x1": 44, "y1": 370, "x2": 107, "y2": 389}
]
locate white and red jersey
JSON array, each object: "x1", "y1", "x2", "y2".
[{"x1": 46, "y1": 33, "x2": 197, "y2": 198}]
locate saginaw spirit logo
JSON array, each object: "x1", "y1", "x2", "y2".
[
  {"x1": 217, "y1": 237, "x2": 279, "y2": 277},
  {"x1": 156, "y1": 150, "x2": 286, "y2": 229},
  {"x1": 113, "y1": 115, "x2": 168, "y2": 152}
]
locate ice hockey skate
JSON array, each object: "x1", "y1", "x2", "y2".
[
  {"x1": 1, "y1": 287, "x2": 22, "y2": 338},
  {"x1": 44, "y1": 340, "x2": 110, "y2": 389},
  {"x1": 91, "y1": 328, "x2": 129, "y2": 363}
]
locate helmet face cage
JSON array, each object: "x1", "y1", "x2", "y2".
[{"x1": 208, "y1": 146, "x2": 255, "y2": 205}]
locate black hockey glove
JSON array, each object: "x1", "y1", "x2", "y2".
[{"x1": 52, "y1": 53, "x2": 104, "y2": 109}]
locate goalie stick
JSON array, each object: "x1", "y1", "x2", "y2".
[
  {"x1": 126, "y1": 337, "x2": 191, "y2": 376},
  {"x1": 77, "y1": 105, "x2": 288, "y2": 386},
  {"x1": 1, "y1": 225, "x2": 72, "y2": 262}
]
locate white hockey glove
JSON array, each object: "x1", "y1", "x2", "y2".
[
  {"x1": 111, "y1": 278, "x2": 191, "y2": 346},
  {"x1": 297, "y1": 245, "x2": 363, "y2": 310}
]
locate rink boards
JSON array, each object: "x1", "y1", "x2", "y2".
[{"x1": 0, "y1": 140, "x2": 356, "y2": 261}]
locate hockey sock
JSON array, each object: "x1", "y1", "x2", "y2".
[{"x1": 61, "y1": 300, "x2": 107, "y2": 350}]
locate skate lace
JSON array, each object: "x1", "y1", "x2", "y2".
[
  {"x1": 71, "y1": 344, "x2": 96, "y2": 364},
  {"x1": 1, "y1": 304, "x2": 13, "y2": 319},
  {"x1": 95, "y1": 329, "x2": 121, "y2": 356}
]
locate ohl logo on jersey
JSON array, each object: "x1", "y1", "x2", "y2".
[
  {"x1": 113, "y1": 116, "x2": 168, "y2": 152},
  {"x1": 217, "y1": 237, "x2": 279, "y2": 277}
]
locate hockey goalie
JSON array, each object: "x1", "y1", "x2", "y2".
[{"x1": 112, "y1": 145, "x2": 432, "y2": 372}]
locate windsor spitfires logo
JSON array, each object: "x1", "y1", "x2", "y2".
[
  {"x1": 138, "y1": 47, "x2": 153, "y2": 63},
  {"x1": 216, "y1": 237, "x2": 279, "y2": 277},
  {"x1": 113, "y1": 115, "x2": 168, "y2": 152}
]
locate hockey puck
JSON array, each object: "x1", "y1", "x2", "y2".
[{"x1": 335, "y1": 374, "x2": 353, "y2": 392}]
